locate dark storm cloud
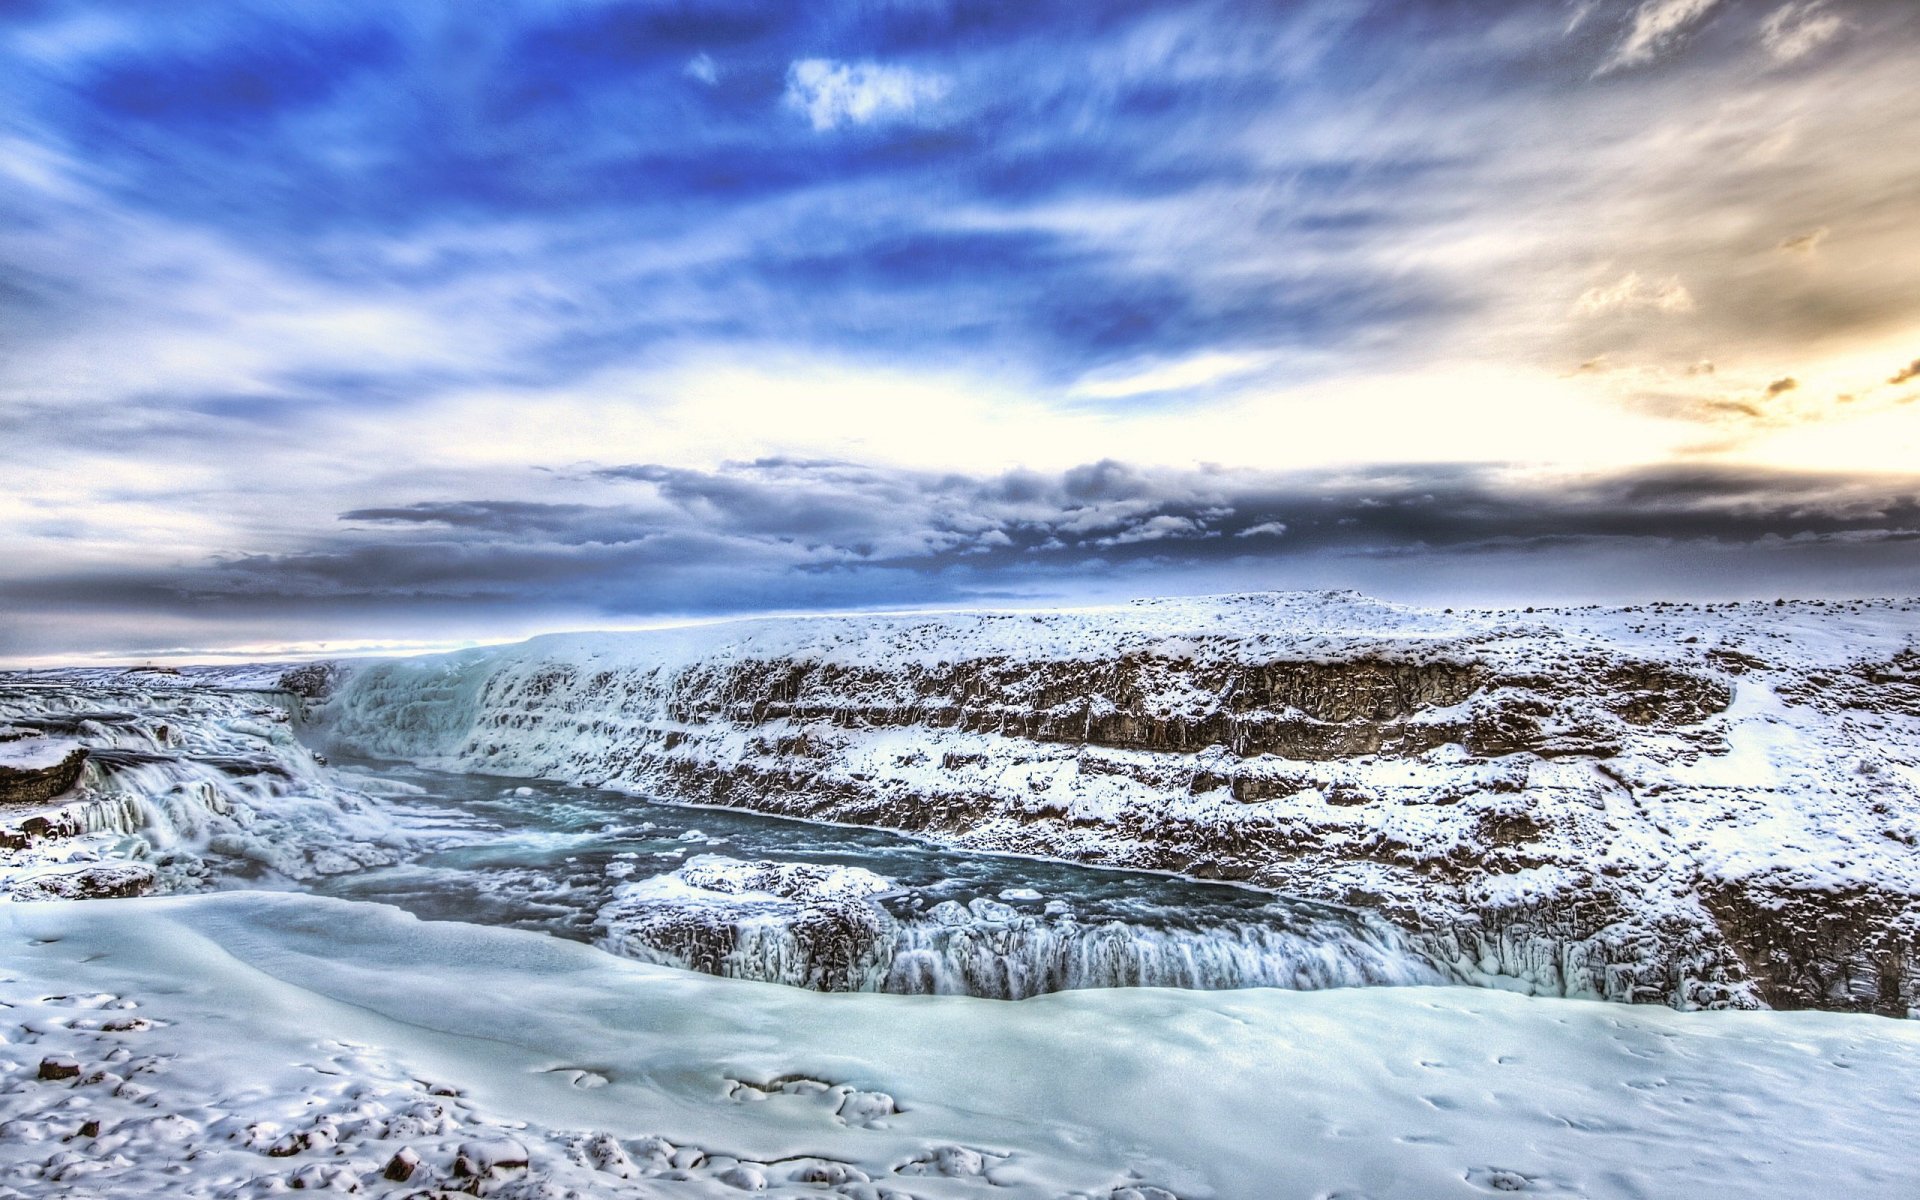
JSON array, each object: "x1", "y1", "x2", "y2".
[{"x1": 7, "y1": 459, "x2": 1920, "y2": 658}]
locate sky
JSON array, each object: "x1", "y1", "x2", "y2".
[{"x1": 2, "y1": 0, "x2": 1918, "y2": 663}]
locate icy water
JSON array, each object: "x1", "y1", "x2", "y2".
[{"x1": 311, "y1": 757, "x2": 1448, "y2": 998}]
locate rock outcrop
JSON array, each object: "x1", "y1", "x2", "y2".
[{"x1": 0, "y1": 736, "x2": 88, "y2": 805}]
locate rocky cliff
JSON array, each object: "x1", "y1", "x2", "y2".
[{"x1": 306, "y1": 592, "x2": 1920, "y2": 1015}]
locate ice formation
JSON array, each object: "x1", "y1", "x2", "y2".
[
  {"x1": 598, "y1": 854, "x2": 1444, "y2": 998},
  {"x1": 3, "y1": 594, "x2": 1920, "y2": 1197},
  {"x1": 0, "y1": 676, "x2": 423, "y2": 898}
]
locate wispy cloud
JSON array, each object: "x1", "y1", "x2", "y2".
[
  {"x1": 1760, "y1": 1, "x2": 1846, "y2": 62},
  {"x1": 1068, "y1": 352, "x2": 1271, "y2": 400},
  {"x1": 4, "y1": 0, "x2": 1920, "y2": 657},
  {"x1": 1598, "y1": 0, "x2": 1722, "y2": 74},
  {"x1": 1573, "y1": 272, "x2": 1696, "y2": 316}
]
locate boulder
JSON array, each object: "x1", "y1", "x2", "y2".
[{"x1": 0, "y1": 738, "x2": 88, "y2": 806}]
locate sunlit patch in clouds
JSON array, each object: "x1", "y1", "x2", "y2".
[{"x1": 1, "y1": 0, "x2": 1918, "y2": 659}]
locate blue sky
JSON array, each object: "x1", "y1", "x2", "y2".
[{"x1": 3, "y1": 0, "x2": 1918, "y2": 661}]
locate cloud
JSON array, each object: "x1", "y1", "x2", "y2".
[
  {"x1": 1573, "y1": 272, "x2": 1696, "y2": 316},
  {"x1": 5, "y1": 0, "x2": 1920, "y2": 659},
  {"x1": 13, "y1": 456, "x2": 1920, "y2": 661},
  {"x1": 1761, "y1": 2, "x2": 1845, "y2": 63},
  {"x1": 1068, "y1": 352, "x2": 1270, "y2": 400},
  {"x1": 1766, "y1": 376, "x2": 1798, "y2": 396},
  {"x1": 1599, "y1": 0, "x2": 1722, "y2": 74},
  {"x1": 782, "y1": 59, "x2": 950, "y2": 132},
  {"x1": 1093, "y1": 514, "x2": 1214, "y2": 547},
  {"x1": 1892, "y1": 360, "x2": 1920, "y2": 386},
  {"x1": 1236, "y1": 521, "x2": 1289, "y2": 538}
]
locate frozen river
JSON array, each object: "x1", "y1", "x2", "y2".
[{"x1": 312, "y1": 757, "x2": 1445, "y2": 998}]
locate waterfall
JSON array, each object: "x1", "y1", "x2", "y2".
[
  {"x1": 883, "y1": 899, "x2": 1441, "y2": 998},
  {"x1": 1, "y1": 680, "x2": 421, "y2": 892},
  {"x1": 597, "y1": 857, "x2": 1445, "y2": 999}
]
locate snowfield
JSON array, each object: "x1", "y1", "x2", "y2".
[
  {"x1": 306, "y1": 591, "x2": 1920, "y2": 1015},
  {"x1": 4, "y1": 889, "x2": 1920, "y2": 1200}
]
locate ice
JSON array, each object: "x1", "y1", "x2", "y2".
[
  {"x1": 2, "y1": 890, "x2": 1919, "y2": 1198},
  {"x1": 599, "y1": 857, "x2": 1464, "y2": 998},
  {"x1": 0, "y1": 679, "x2": 431, "y2": 897}
]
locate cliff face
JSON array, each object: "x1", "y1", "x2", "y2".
[{"x1": 308, "y1": 592, "x2": 1920, "y2": 1015}]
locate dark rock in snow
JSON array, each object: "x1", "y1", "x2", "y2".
[
  {"x1": 38, "y1": 1055, "x2": 80, "y2": 1081},
  {"x1": 9, "y1": 862, "x2": 156, "y2": 902},
  {"x1": 383, "y1": 1146, "x2": 421, "y2": 1181}
]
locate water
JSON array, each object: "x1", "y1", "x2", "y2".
[{"x1": 310, "y1": 756, "x2": 1448, "y2": 998}]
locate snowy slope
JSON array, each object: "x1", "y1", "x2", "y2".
[
  {"x1": 4, "y1": 889, "x2": 1919, "y2": 1200},
  {"x1": 308, "y1": 591, "x2": 1920, "y2": 1014}
]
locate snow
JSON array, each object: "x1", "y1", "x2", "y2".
[
  {"x1": 0, "y1": 737, "x2": 82, "y2": 773},
  {"x1": 3, "y1": 889, "x2": 1919, "y2": 1198},
  {"x1": 674, "y1": 854, "x2": 899, "y2": 903}
]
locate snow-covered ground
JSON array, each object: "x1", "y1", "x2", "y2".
[{"x1": 5, "y1": 889, "x2": 1920, "y2": 1200}]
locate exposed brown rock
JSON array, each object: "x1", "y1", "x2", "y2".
[{"x1": 0, "y1": 741, "x2": 88, "y2": 806}]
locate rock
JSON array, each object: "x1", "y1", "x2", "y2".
[
  {"x1": 277, "y1": 662, "x2": 345, "y2": 701},
  {"x1": 383, "y1": 1147, "x2": 421, "y2": 1182},
  {"x1": 9, "y1": 863, "x2": 156, "y2": 902},
  {"x1": 37, "y1": 1055, "x2": 80, "y2": 1081},
  {"x1": 718, "y1": 1164, "x2": 767, "y2": 1191},
  {"x1": 599, "y1": 858, "x2": 897, "y2": 992},
  {"x1": 453, "y1": 1138, "x2": 530, "y2": 1178},
  {"x1": 0, "y1": 739, "x2": 88, "y2": 806},
  {"x1": 576, "y1": 1133, "x2": 635, "y2": 1177}
]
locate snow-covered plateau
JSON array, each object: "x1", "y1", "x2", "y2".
[{"x1": 4, "y1": 590, "x2": 1920, "y2": 1198}]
